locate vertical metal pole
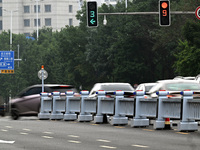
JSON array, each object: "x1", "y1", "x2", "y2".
[
  {"x1": 42, "y1": 69, "x2": 44, "y2": 92},
  {"x1": 17, "y1": 44, "x2": 20, "y2": 67},
  {"x1": 10, "y1": 10, "x2": 12, "y2": 51},
  {"x1": 36, "y1": 0, "x2": 39, "y2": 40},
  {"x1": 125, "y1": 0, "x2": 127, "y2": 10}
]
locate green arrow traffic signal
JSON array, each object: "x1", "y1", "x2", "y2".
[{"x1": 87, "y1": 1, "x2": 98, "y2": 27}]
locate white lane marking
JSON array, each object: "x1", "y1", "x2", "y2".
[
  {"x1": 1, "y1": 129, "x2": 8, "y2": 132},
  {"x1": 5, "y1": 126, "x2": 13, "y2": 129},
  {"x1": 0, "y1": 140, "x2": 15, "y2": 144},
  {"x1": 68, "y1": 135, "x2": 80, "y2": 138},
  {"x1": 132, "y1": 144, "x2": 149, "y2": 148},
  {"x1": 97, "y1": 139, "x2": 111, "y2": 143},
  {"x1": 68, "y1": 140, "x2": 81, "y2": 144},
  {"x1": 42, "y1": 136, "x2": 53, "y2": 139},
  {"x1": 43, "y1": 132, "x2": 53, "y2": 134},
  {"x1": 23, "y1": 129, "x2": 31, "y2": 131},
  {"x1": 20, "y1": 132, "x2": 28, "y2": 135},
  {"x1": 100, "y1": 145, "x2": 117, "y2": 149}
]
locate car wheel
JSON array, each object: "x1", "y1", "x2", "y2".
[{"x1": 11, "y1": 109, "x2": 19, "y2": 120}]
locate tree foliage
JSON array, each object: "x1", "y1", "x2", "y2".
[{"x1": 0, "y1": 0, "x2": 198, "y2": 102}]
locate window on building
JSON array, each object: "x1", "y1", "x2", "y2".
[
  {"x1": 24, "y1": 6, "x2": 30, "y2": 13},
  {"x1": 0, "y1": 20, "x2": 2, "y2": 30},
  {"x1": 69, "y1": 18, "x2": 73, "y2": 26},
  {"x1": 45, "y1": 18, "x2": 51, "y2": 26},
  {"x1": 69, "y1": 5, "x2": 73, "y2": 13},
  {"x1": 0, "y1": 7, "x2": 2, "y2": 16},
  {"x1": 45, "y1": 5, "x2": 51, "y2": 12},
  {"x1": 34, "y1": 19, "x2": 41, "y2": 26},
  {"x1": 0, "y1": 0, "x2": 2, "y2": 3},
  {"x1": 24, "y1": 19, "x2": 30, "y2": 27},
  {"x1": 34, "y1": 5, "x2": 41, "y2": 13}
]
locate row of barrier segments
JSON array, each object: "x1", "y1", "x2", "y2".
[{"x1": 38, "y1": 90, "x2": 200, "y2": 132}]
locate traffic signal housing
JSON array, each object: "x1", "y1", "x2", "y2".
[
  {"x1": 159, "y1": 0, "x2": 170, "y2": 26},
  {"x1": 87, "y1": 1, "x2": 98, "y2": 27}
]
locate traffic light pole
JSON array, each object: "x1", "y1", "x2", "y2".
[{"x1": 98, "y1": 11, "x2": 194, "y2": 15}]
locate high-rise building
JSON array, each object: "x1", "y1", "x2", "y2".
[
  {"x1": 0, "y1": 0, "x2": 118, "y2": 36},
  {"x1": 0, "y1": 0, "x2": 81, "y2": 36}
]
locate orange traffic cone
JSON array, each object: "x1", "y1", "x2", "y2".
[{"x1": 164, "y1": 118, "x2": 171, "y2": 130}]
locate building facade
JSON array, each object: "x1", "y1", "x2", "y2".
[
  {"x1": 0, "y1": 0, "x2": 81, "y2": 36},
  {"x1": 0, "y1": 0, "x2": 118, "y2": 36}
]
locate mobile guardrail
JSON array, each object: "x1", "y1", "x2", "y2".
[
  {"x1": 178, "y1": 91, "x2": 199, "y2": 131},
  {"x1": 94, "y1": 90, "x2": 115, "y2": 123},
  {"x1": 78, "y1": 90, "x2": 97, "y2": 122},
  {"x1": 131, "y1": 91, "x2": 157, "y2": 127},
  {"x1": 64, "y1": 91, "x2": 81, "y2": 121},
  {"x1": 50, "y1": 91, "x2": 66, "y2": 120},
  {"x1": 38, "y1": 90, "x2": 200, "y2": 132},
  {"x1": 38, "y1": 92, "x2": 52, "y2": 119},
  {"x1": 154, "y1": 90, "x2": 181, "y2": 129},
  {"x1": 110, "y1": 90, "x2": 135, "y2": 125}
]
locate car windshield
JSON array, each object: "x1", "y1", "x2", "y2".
[
  {"x1": 165, "y1": 83, "x2": 200, "y2": 91},
  {"x1": 48, "y1": 86, "x2": 78, "y2": 93},
  {"x1": 145, "y1": 85, "x2": 154, "y2": 92}
]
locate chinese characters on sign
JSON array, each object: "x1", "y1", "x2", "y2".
[{"x1": 0, "y1": 51, "x2": 14, "y2": 74}]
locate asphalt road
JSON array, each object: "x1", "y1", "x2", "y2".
[{"x1": 0, "y1": 116, "x2": 200, "y2": 150}]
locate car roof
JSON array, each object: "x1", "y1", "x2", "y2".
[
  {"x1": 94, "y1": 83, "x2": 131, "y2": 85},
  {"x1": 156, "y1": 79, "x2": 199, "y2": 84},
  {"x1": 138, "y1": 83, "x2": 156, "y2": 86},
  {"x1": 29, "y1": 84, "x2": 74, "y2": 88}
]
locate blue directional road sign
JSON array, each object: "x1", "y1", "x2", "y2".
[{"x1": 0, "y1": 51, "x2": 14, "y2": 73}]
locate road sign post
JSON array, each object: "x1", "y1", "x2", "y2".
[
  {"x1": 87, "y1": 1, "x2": 98, "y2": 27},
  {"x1": 38, "y1": 65, "x2": 48, "y2": 92},
  {"x1": 0, "y1": 51, "x2": 14, "y2": 74}
]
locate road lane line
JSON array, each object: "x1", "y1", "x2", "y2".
[
  {"x1": 43, "y1": 132, "x2": 53, "y2": 134},
  {"x1": 97, "y1": 139, "x2": 111, "y2": 143},
  {"x1": 100, "y1": 145, "x2": 117, "y2": 149},
  {"x1": 23, "y1": 129, "x2": 31, "y2": 131},
  {"x1": 114, "y1": 126, "x2": 125, "y2": 129},
  {"x1": 91, "y1": 124, "x2": 99, "y2": 126},
  {"x1": 68, "y1": 135, "x2": 80, "y2": 138},
  {"x1": 0, "y1": 140, "x2": 15, "y2": 144},
  {"x1": 5, "y1": 126, "x2": 13, "y2": 128},
  {"x1": 132, "y1": 144, "x2": 149, "y2": 148},
  {"x1": 20, "y1": 132, "x2": 28, "y2": 135},
  {"x1": 176, "y1": 132, "x2": 189, "y2": 135},
  {"x1": 1, "y1": 129, "x2": 8, "y2": 132},
  {"x1": 143, "y1": 129, "x2": 154, "y2": 132},
  {"x1": 42, "y1": 136, "x2": 53, "y2": 139},
  {"x1": 68, "y1": 140, "x2": 81, "y2": 144}
]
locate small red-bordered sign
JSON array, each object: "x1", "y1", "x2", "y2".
[{"x1": 195, "y1": 6, "x2": 200, "y2": 20}]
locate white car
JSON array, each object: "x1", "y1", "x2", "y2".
[
  {"x1": 136, "y1": 83, "x2": 156, "y2": 93},
  {"x1": 89, "y1": 83, "x2": 135, "y2": 97}
]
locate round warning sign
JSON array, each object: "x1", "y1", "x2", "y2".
[{"x1": 195, "y1": 6, "x2": 200, "y2": 20}]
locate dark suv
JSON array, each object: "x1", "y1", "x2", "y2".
[{"x1": 10, "y1": 84, "x2": 78, "y2": 120}]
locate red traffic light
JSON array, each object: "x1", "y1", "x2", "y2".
[
  {"x1": 161, "y1": 2, "x2": 168, "y2": 9},
  {"x1": 159, "y1": 0, "x2": 170, "y2": 26}
]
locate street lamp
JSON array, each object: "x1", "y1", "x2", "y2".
[
  {"x1": 3, "y1": 9, "x2": 18, "y2": 51},
  {"x1": 32, "y1": 0, "x2": 43, "y2": 40}
]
